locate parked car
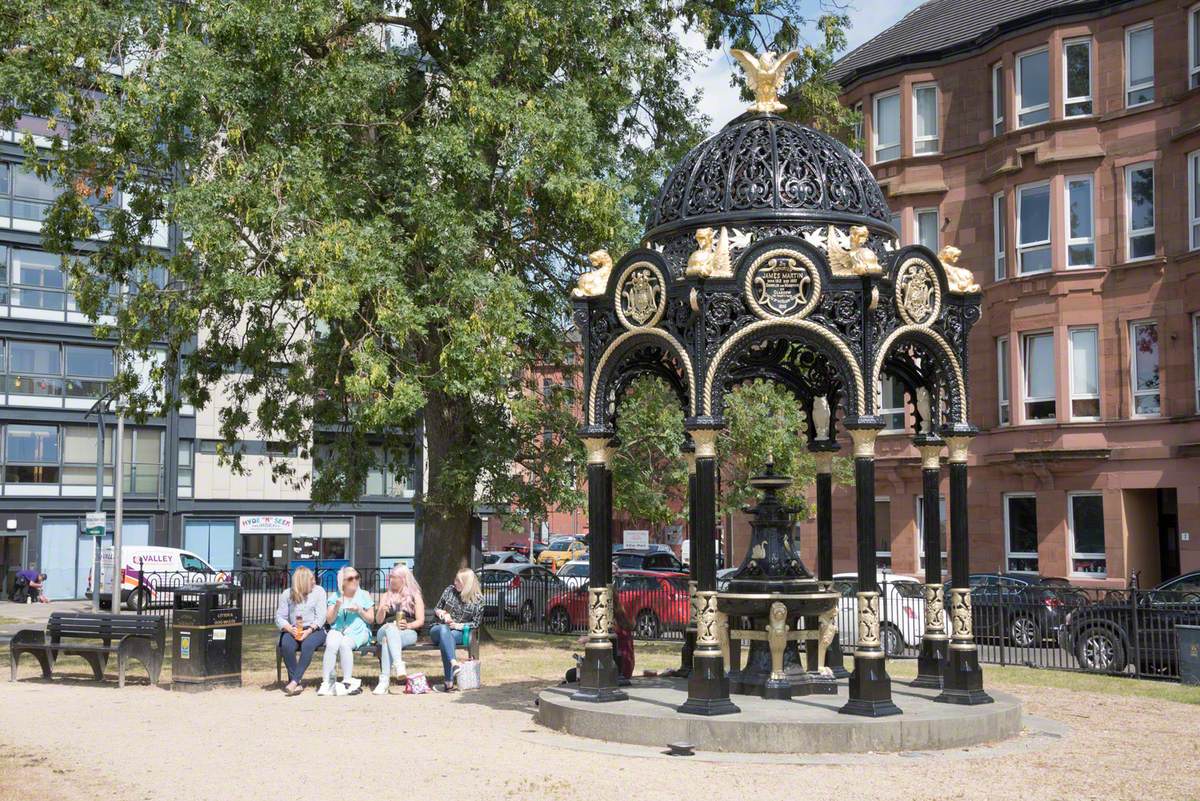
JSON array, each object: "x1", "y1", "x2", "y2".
[
  {"x1": 480, "y1": 563, "x2": 565, "y2": 624},
  {"x1": 556, "y1": 558, "x2": 590, "y2": 590},
  {"x1": 1060, "y1": 571, "x2": 1200, "y2": 674},
  {"x1": 545, "y1": 569, "x2": 690, "y2": 638},
  {"x1": 504, "y1": 542, "x2": 548, "y2": 560},
  {"x1": 87, "y1": 545, "x2": 224, "y2": 611},
  {"x1": 484, "y1": 550, "x2": 529, "y2": 565},
  {"x1": 536, "y1": 537, "x2": 589, "y2": 571},
  {"x1": 832, "y1": 572, "x2": 930, "y2": 657},
  {"x1": 961, "y1": 573, "x2": 1088, "y2": 647},
  {"x1": 612, "y1": 548, "x2": 685, "y2": 573},
  {"x1": 715, "y1": 567, "x2": 736, "y2": 591}
]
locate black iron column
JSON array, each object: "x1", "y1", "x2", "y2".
[
  {"x1": 912, "y1": 440, "x2": 948, "y2": 688},
  {"x1": 678, "y1": 428, "x2": 739, "y2": 716},
  {"x1": 573, "y1": 437, "x2": 627, "y2": 703},
  {"x1": 935, "y1": 434, "x2": 993, "y2": 705},
  {"x1": 812, "y1": 445, "x2": 849, "y2": 678},
  {"x1": 840, "y1": 425, "x2": 901, "y2": 717},
  {"x1": 678, "y1": 448, "x2": 698, "y2": 677}
]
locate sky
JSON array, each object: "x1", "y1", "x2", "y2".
[{"x1": 684, "y1": 0, "x2": 927, "y2": 133}]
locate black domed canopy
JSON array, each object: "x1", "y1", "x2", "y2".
[{"x1": 645, "y1": 111, "x2": 894, "y2": 241}]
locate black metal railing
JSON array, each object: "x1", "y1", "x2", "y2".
[{"x1": 127, "y1": 568, "x2": 1200, "y2": 681}]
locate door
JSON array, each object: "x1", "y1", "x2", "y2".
[
  {"x1": 184, "y1": 519, "x2": 236, "y2": 571},
  {"x1": 40, "y1": 520, "x2": 80, "y2": 600},
  {"x1": 0, "y1": 535, "x2": 26, "y2": 596},
  {"x1": 1157, "y1": 489, "x2": 1180, "y2": 582}
]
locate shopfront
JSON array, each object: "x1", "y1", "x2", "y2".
[{"x1": 39, "y1": 516, "x2": 151, "y2": 599}]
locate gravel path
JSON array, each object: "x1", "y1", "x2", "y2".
[{"x1": 1, "y1": 670, "x2": 1197, "y2": 801}]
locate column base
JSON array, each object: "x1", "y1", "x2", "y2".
[
  {"x1": 839, "y1": 654, "x2": 900, "y2": 717},
  {"x1": 677, "y1": 650, "x2": 740, "y2": 716},
  {"x1": 935, "y1": 645, "x2": 993, "y2": 706},
  {"x1": 571, "y1": 644, "x2": 627, "y2": 704},
  {"x1": 911, "y1": 636, "x2": 948, "y2": 689},
  {"x1": 676, "y1": 625, "x2": 696, "y2": 678},
  {"x1": 825, "y1": 632, "x2": 851, "y2": 679}
]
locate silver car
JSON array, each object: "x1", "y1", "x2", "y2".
[{"x1": 556, "y1": 559, "x2": 590, "y2": 590}]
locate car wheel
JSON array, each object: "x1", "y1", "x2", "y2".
[
  {"x1": 548, "y1": 607, "x2": 571, "y2": 635},
  {"x1": 519, "y1": 600, "x2": 535, "y2": 625},
  {"x1": 635, "y1": 610, "x2": 660, "y2": 639},
  {"x1": 127, "y1": 587, "x2": 150, "y2": 612},
  {"x1": 1076, "y1": 626, "x2": 1126, "y2": 672},
  {"x1": 1009, "y1": 616, "x2": 1040, "y2": 648},
  {"x1": 881, "y1": 624, "x2": 904, "y2": 658}
]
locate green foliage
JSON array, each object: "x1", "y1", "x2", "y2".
[
  {"x1": 610, "y1": 376, "x2": 687, "y2": 533},
  {"x1": 0, "y1": 0, "x2": 855, "y2": 588}
]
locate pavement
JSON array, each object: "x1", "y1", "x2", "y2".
[{"x1": 0, "y1": 599, "x2": 92, "y2": 640}]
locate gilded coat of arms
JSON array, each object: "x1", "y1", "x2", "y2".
[{"x1": 621, "y1": 268, "x2": 660, "y2": 326}]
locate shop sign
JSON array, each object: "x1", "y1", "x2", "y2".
[{"x1": 239, "y1": 515, "x2": 293, "y2": 535}]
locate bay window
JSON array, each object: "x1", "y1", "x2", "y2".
[
  {"x1": 873, "y1": 90, "x2": 901, "y2": 163},
  {"x1": 1068, "y1": 492, "x2": 1107, "y2": 576},
  {"x1": 916, "y1": 208, "x2": 939, "y2": 252},
  {"x1": 997, "y1": 336, "x2": 1010, "y2": 425},
  {"x1": 1016, "y1": 47, "x2": 1049, "y2": 127},
  {"x1": 992, "y1": 62, "x2": 1005, "y2": 136},
  {"x1": 993, "y1": 191, "x2": 1007, "y2": 280},
  {"x1": 1189, "y1": 150, "x2": 1199, "y2": 251},
  {"x1": 1130, "y1": 320, "x2": 1160, "y2": 416},
  {"x1": 1017, "y1": 182, "x2": 1051, "y2": 274},
  {"x1": 1022, "y1": 331, "x2": 1056, "y2": 421},
  {"x1": 912, "y1": 83, "x2": 938, "y2": 155},
  {"x1": 1004, "y1": 494, "x2": 1039, "y2": 573},
  {"x1": 1068, "y1": 327, "x2": 1099, "y2": 420},
  {"x1": 1125, "y1": 162, "x2": 1155, "y2": 261},
  {"x1": 1063, "y1": 38, "x2": 1093, "y2": 117},
  {"x1": 1125, "y1": 22, "x2": 1154, "y2": 107},
  {"x1": 1065, "y1": 175, "x2": 1094, "y2": 268}
]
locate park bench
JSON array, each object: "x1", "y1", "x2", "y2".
[
  {"x1": 9, "y1": 612, "x2": 165, "y2": 688},
  {"x1": 275, "y1": 611, "x2": 483, "y2": 684}
]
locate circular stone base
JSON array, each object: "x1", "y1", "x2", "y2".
[{"x1": 537, "y1": 677, "x2": 1022, "y2": 753}]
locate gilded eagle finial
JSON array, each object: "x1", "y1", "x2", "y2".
[{"x1": 730, "y1": 49, "x2": 800, "y2": 113}]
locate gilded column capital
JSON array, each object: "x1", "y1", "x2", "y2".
[
  {"x1": 582, "y1": 436, "x2": 612, "y2": 466},
  {"x1": 918, "y1": 444, "x2": 943, "y2": 471},
  {"x1": 848, "y1": 428, "x2": 879, "y2": 459},
  {"x1": 690, "y1": 429, "x2": 718, "y2": 459},
  {"x1": 945, "y1": 436, "x2": 970, "y2": 464},
  {"x1": 813, "y1": 451, "x2": 834, "y2": 475}
]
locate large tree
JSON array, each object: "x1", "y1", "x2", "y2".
[{"x1": 0, "y1": 0, "x2": 853, "y2": 593}]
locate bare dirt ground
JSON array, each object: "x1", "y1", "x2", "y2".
[{"x1": 1, "y1": 630, "x2": 1198, "y2": 801}]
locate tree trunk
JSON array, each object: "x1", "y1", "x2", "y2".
[{"x1": 415, "y1": 389, "x2": 476, "y2": 600}]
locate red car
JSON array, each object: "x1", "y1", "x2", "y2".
[{"x1": 545, "y1": 569, "x2": 690, "y2": 638}]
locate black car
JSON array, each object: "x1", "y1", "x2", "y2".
[
  {"x1": 612, "y1": 548, "x2": 685, "y2": 573},
  {"x1": 479, "y1": 563, "x2": 564, "y2": 625},
  {"x1": 958, "y1": 573, "x2": 1088, "y2": 647},
  {"x1": 1060, "y1": 571, "x2": 1200, "y2": 674}
]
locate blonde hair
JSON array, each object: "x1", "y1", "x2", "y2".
[
  {"x1": 337, "y1": 565, "x2": 360, "y2": 596},
  {"x1": 290, "y1": 566, "x2": 316, "y2": 605},
  {"x1": 385, "y1": 563, "x2": 423, "y2": 617},
  {"x1": 456, "y1": 568, "x2": 481, "y2": 605}
]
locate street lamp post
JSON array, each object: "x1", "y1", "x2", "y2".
[{"x1": 86, "y1": 391, "x2": 113, "y2": 615}]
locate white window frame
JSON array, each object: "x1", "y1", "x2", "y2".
[
  {"x1": 873, "y1": 89, "x2": 901, "y2": 164},
  {"x1": 1194, "y1": 312, "x2": 1200, "y2": 414},
  {"x1": 1062, "y1": 37, "x2": 1093, "y2": 118},
  {"x1": 1124, "y1": 22, "x2": 1155, "y2": 108},
  {"x1": 1067, "y1": 326, "x2": 1100, "y2": 421},
  {"x1": 878, "y1": 373, "x2": 906, "y2": 432},
  {"x1": 1064, "y1": 174, "x2": 1094, "y2": 269},
  {"x1": 1016, "y1": 181, "x2": 1052, "y2": 274},
  {"x1": 1189, "y1": 150, "x2": 1200, "y2": 252},
  {"x1": 1016, "y1": 46, "x2": 1050, "y2": 128},
  {"x1": 992, "y1": 62, "x2": 1005, "y2": 137},
  {"x1": 912, "y1": 82, "x2": 939, "y2": 155},
  {"x1": 916, "y1": 207, "x2": 939, "y2": 252},
  {"x1": 1003, "y1": 492, "x2": 1039, "y2": 574},
  {"x1": 852, "y1": 101, "x2": 864, "y2": 156},
  {"x1": 1125, "y1": 161, "x2": 1155, "y2": 263},
  {"x1": 997, "y1": 336, "x2": 1010, "y2": 426},
  {"x1": 993, "y1": 191, "x2": 1007, "y2": 280},
  {"x1": 1190, "y1": 3, "x2": 1200, "y2": 90},
  {"x1": 1067, "y1": 491, "x2": 1107, "y2": 578},
  {"x1": 1022, "y1": 330, "x2": 1056, "y2": 423},
  {"x1": 1129, "y1": 319, "x2": 1160, "y2": 418}
]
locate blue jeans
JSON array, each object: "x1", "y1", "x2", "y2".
[
  {"x1": 378, "y1": 623, "x2": 419, "y2": 676},
  {"x1": 428, "y1": 624, "x2": 465, "y2": 683},
  {"x1": 280, "y1": 628, "x2": 327, "y2": 684}
]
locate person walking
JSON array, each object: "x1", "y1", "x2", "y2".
[
  {"x1": 274, "y1": 566, "x2": 327, "y2": 696},
  {"x1": 427, "y1": 567, "x2": 483, "y2": 692},
  {"x1": 319, "y1": 566, "x2": 374, "y2": 696},
  {"x1": 373, "y1": 563, "x2": 425, "y2": 694}
]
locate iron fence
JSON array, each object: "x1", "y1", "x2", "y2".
[{"x1": 127, "y1": 568, "x2": 1200, "y2": 681}]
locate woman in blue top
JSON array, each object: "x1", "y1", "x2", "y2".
[{"x1": 318, "y1": 566, "x2": 374, "y2": 696}]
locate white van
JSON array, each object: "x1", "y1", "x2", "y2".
[{"x1": 88, "y1": 546, "x2": 223, "y2": 611}]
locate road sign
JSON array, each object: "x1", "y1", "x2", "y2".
[{"x1": 85, "y1": 511, "x2": 107, "y2": 537}]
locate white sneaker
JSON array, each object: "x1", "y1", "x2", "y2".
[
  {"x1": 317, "y1": 681, "x2": 334, "y2": 696},
  {"x1": 332, "y1": 681, "x2": 349, "y2": 696},
  {"x1": 373, "y1": 679, "x2": 390, "y2": 696},
  {"x1": 344, "y1": 677, "x2": 362, "y2": 695},
  {"x1": 393, "y1": 661, "x2": 407, "y2": 678}
]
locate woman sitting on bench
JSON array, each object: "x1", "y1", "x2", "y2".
[
  {"x1": 319, "y1": 566, "x2": 374, "y2": 696},
  {"x1": 275, "y1": 567, "x2": 327, "y2": 696},
  {"x1": 428, "y1": 568, "x2": 483, "y2": 692},
  {"x1": 373, "y1": 563, "x2": 425, "y2": 695}
]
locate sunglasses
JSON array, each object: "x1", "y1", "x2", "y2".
[{"x1": 345, "y1": 575, "x2": 359, "y2": 582}]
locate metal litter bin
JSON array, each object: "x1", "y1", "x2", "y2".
[
  {"x1": 1180, "y1": 625, "x2": 1200, "y2": 686},
  {"x1": 171, "y1": 583, "x2": 243, "y2": 691}
]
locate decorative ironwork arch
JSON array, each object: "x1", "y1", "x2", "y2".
[
  {"x1": 871, "y1": 325, "x2": 967, "y2": 424},
  {"x1": 587, "y1": 329, "x2": 694, "y2": 429}
]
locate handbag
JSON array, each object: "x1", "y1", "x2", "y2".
[
  {"x1": 404, "y1": 673, "x2": 430, "y2": 694},
  {"x1": 456, "y1": 659, "x2": 482, "y2": 690}
]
